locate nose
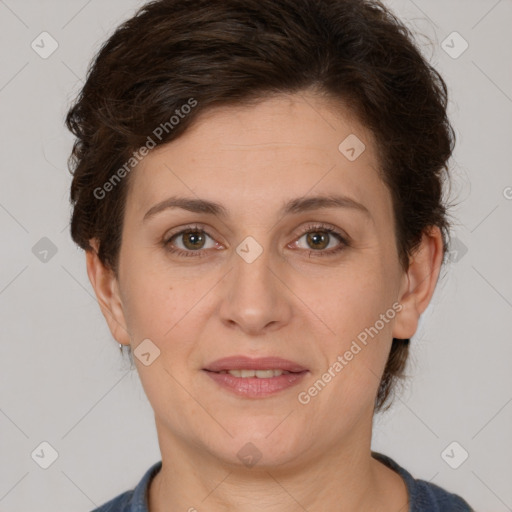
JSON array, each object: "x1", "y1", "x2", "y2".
[{"x1": 218, "y1": 239, "x2": 293, "y2": 336}]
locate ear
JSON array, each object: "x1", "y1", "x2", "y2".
[
  {"x1": 392, "y1": 226, "x2": 444, "y2": 340},
  {"x1": 85, "y1": 238, "x2": 131, "y2": 346}
]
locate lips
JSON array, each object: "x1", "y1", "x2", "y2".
[
  {"x1": 203, "y1": 356, "x2": 308, "y2": 373},
  {"x1": 203, "y1": 356, "x2": 309, "y2": 398}
]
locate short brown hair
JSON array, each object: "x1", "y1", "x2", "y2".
[{"x1": 66, "y1": 0, "x2": 455, "y2": 411}]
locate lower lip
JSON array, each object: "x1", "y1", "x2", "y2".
[{"x1": 203, "y1": 370, "x2": 308, "y2": 398}]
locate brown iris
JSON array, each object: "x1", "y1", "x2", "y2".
[
  {"x1": 182, "y1": 231, "x2": 206, "y2": 250},
  {"x1": 306, "y1": 232, "x2": 329, "y2": 250}
]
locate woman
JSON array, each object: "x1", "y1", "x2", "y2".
[{"x1": 65, "y1": 0, "x2": 473, "y2": 510}]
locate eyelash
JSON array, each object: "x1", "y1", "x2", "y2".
[{"x1": 163, "y1": 222, "x2": 349, "y2": 259}]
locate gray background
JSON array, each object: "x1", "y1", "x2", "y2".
[{"x1": 0, "y1": 0, "x2": 511, "y2": 510}]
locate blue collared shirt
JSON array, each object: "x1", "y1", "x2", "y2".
[{"x1": 91, "y1": 452, "x2": 474, "y2": 511}]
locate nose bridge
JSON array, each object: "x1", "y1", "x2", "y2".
[
  {"x1": 237, "y1": 236, "x2": 271, "y2": 278},
  {"x1": 232, "y1": 233, "x2": 277, "y2": 299}
]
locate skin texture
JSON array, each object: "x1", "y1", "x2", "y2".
[{"x1": 86, "y1": 92, "x2": 443, "y2": 511}]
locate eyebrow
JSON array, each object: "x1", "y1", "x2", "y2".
[{"x1": 143, "y1": 194, "x2": 371, "y2": 222}]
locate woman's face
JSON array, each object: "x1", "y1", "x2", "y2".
[{"x1": 96, "y1": 92, "x2": 417, "y2": 469}]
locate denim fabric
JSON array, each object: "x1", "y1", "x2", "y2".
[
  {"x1": 372, "y1": 452, "x2": 474, "y2": 511},
  {"x1": 91, "y1": 452, "x2": 474, "y2": 511}
]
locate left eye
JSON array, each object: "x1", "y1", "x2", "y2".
[{"x1": 168, "y1": 230, "x2": 217, "y2": 251}]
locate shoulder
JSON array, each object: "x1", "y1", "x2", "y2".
[
  {"x1": 411, "y1": 478, "x2": 474, "y2": 511},
  {"x1": 90, "y1": 461, "x2": 162, "y2": 512},
  {"x1": 372, "y1": 452, "x2": 474, "y2": 512},
  {"x1": 91, "y1": 490, "x2": 134, "y2": 512}
]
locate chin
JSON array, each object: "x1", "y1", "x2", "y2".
[{"x1": 211, "y1": 428, "x2": 305, "y2": 469}]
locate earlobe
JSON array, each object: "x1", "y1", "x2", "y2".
[
  {"x1": 392, "y1": 227, "x2": 444, "y2": 340},
  {"x1": 85, "y1": 238, "x2": 131, "y2": 346}
]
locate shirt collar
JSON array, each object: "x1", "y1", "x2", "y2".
[{"x1": 131, "y1": 460, "x2": 162, "y2": 511}]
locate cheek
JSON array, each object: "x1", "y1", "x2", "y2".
[
  {"x1": 119, "y1": 242, "x2": 209, "y2": 340},
  {"x1": 319, "y1": 263, "x2": 395, "y2": 343},
  {"x1": 118, "y1": 277, "x2": 184, "y2": 360},
  {"x1": 122, "y1": 274, "x2": 177, "y2": 340},
  {"x1": 308, "y1": 261, "x2": 397, "y2": 398}
]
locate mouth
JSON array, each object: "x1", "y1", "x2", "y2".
[
  {"x1": 202, "y1": 356, "x2": 309, "y2": 398},
  {"x1": 204, "y1": 355, "x2": 308, "y2": 373}
]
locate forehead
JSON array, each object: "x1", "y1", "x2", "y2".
[{"x1": 126, "y1": 92, "x2": 387, "y2": 219}]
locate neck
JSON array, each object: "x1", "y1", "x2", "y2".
[{"x1": 148, "y1": 417, "x2": 408, "y2": 512}]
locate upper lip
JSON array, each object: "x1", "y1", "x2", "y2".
[{"x1": 204, "y1": 356, "x2": 308, "y2": 373}]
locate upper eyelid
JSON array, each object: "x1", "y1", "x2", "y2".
[{"x1": 165, "y1": 224, "x2": 218, "y2": 243}]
